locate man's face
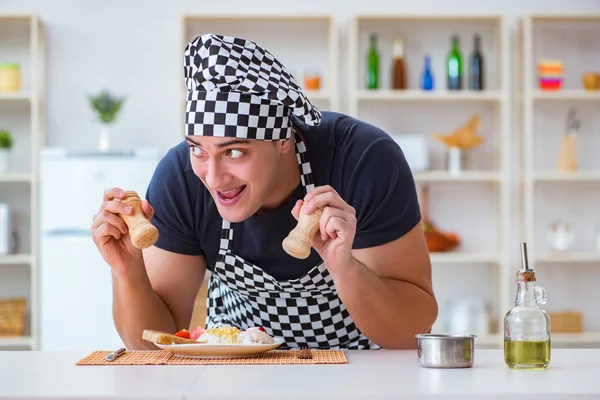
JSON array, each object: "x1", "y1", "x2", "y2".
[{"x1": 186, "y1": 135, "x2": 291, "y2": 223}]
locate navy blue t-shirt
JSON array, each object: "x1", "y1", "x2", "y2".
[{"x1": 145, "y1": 111, "x2": 421, "y2": 281}]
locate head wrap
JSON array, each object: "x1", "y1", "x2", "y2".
[{"x1": 183, "y1": 34, "x2": 321, "y2": 140}]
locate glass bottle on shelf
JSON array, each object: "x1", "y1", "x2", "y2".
[
  {"x1": 447, "y1": 35, "x2": 462, "y2": 90},
  {"x1": 469, "y1": 34, "x2": 484, "y2": 90},
  {"x1": 504, "y1": 242, "x2": 551, "y2": 369},
  {"x1": 366, "y1": 33, "x2": 379, "y2": 90},
  {"x1": 420, "y1": 54, "x2": 434, "y2": 91},
  {"x1": 392, "y1": 36, "x2": 406, "y2": 90}
]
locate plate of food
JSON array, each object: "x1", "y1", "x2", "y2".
[{"x1": 142, "y1": 325, "x2": 284, "y2": 358}]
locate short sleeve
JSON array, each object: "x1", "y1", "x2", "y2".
[
  {"x1": 347, "y1": 138, "x2": 422, "y2": 249},
  {"x1": 144, "y1": 145, "x2": 203, "y2": 256}
]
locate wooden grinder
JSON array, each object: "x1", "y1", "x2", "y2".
[
  {"x1": 282, "y1": 204, "x2": 322, "y2": 259},
  {"x1": 117, "y1": 190, "x2": 159, "y2": 249}
]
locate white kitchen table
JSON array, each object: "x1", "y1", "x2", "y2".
[{"x1": 1, "y1": 349, "x2": 599, "y2": 399}]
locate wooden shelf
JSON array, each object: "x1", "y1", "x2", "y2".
[
  {"x1": 351, "y1": 14, "x2": 511, "y2": 342},
  {"x1": 521, "y1": 13, "x2": 600, "y2": 343},
  {"x1": 0, "y1": 173, "x2": 34, "y2": 183},
  {"x1": 0, "y1": 336, "x2": 33, "y2": 348},
  {"x1": 413, "y1": 171, "x2": 502, "y2": 182},
  {"x1": 303, "y1": 90, "x2": 331, "y2": 101},
  {"x1": 532, "y1": 171, "x2": 600, "y2": 182},
  {"x1": 0, "y1": 14, "x2": 44, "y2": 352},
  {"x1": 357, "y1": 89, "x2": 503, "y2": 102},
  {"x1": 0, "y1": 92, "x2": 32, "y2": 101},
  {"x1": 430, "y1": 253, "x2": 501, "y2": 264},
  {"x1": 534, "y1": 252, "x2": 600, "y2": 264},
  {"x1": 0, "y1": 254, "x2": 33, "y2": 265},
  {"x1": 532, "y1": 90, "x2": 600, "y2": 101}
]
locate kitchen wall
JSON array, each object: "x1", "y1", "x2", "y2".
[
  {"x1": 1, "y1": 0, "x2": 599, "y2": 342},
  {"x1": 0, "y1": 0, "x2": 596, "y2": 152}
]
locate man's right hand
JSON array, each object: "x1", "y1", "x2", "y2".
[{"x1": 91, "y1": 187, "x2": 155, "y2": 275}]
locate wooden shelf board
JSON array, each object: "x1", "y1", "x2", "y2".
[
  {"x1": 414, "y1": 171, "x2": 502, "y2": 182},
  {"x1": 529, "y1": 14, "x2": 600, "y2": 22},
  {"x1": 357, "y1": 89, "x2": 502, "y2": 102},
  {"x1": 303, "y1": 90, "x2": 330, "y2": 101},
  {"x1": 0, "y1": 92, "x2": 32, "y2": 101},
  {"x1": 430, "y1": 253, "x2": 501, "y2": 264},
  {"x1": 182, "y1": 14, "x2": 331, "y2": 22},
  {"x1": 532, "y1": 90, "x2": 600, "y2": 101},
  {"x1": 0, "y1": 254, "x2": 33, "y2": 265},
  {"x1": 0, "y1": 14, "x2": 37, "y2": 21},
  {"x1": 0, "y1": 336, "x2": 33, "y2": 348},
  {"x1": 532, "y1": 171, "x2": 600, "y2": 182},
  {"x1": 0, "y1": 173, "x2": 33, "y2": 183},
  {"x1": 535, "y1": 252, "x2": 600, "y2": 263},
  {"x1": 356, "y1": 14, "x2": 503, "y2": 23}
]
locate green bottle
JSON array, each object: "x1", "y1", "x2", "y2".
[
  {"x1": 447, "y1": 35, "x2": 462, "y2": 90},
  {"x1": 366, "y1": 34, "x2": 379, "y2": 89}
]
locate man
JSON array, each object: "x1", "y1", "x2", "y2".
[{"x1": 91, "y1": 34, "x2": 437, "y2": 350}]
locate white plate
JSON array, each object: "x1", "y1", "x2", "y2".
[{"x1": 155, "y1": 338, "x2": 285, "y2": 358}]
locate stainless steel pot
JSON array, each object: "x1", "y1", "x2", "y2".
[{"x1": 415, "y1": 333, "x2": 476, "y2": 368}]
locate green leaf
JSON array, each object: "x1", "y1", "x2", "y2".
[
  {"x1": 88, "y1": 90, "x2": 125, "y2": 124},
  {"x1": 0, "y1": 130, "x2": 13, "y2": 149}
]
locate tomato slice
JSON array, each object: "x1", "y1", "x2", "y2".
[
  {"x1": 174, "y1": 329, "x2": 191, "y2": 339},
  {"x1": 190, "y1": 326, "x2": 205, "y2": 340}
]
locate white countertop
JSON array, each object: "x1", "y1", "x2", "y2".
[{"x1": 1, "y1": 349, "x2": 599, "y2": 399}]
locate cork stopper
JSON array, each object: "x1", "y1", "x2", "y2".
[{"x1": 517, "y1": 242, "x2": 536, "y2": 282}]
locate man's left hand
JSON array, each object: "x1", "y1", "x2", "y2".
[{"x1": 291, "y1": 185, "x2": 356, "y2": 272}]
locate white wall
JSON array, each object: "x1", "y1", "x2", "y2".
[
  {"x1": 1, "y1": 0, "x2": 600, "y2": 343},
  {"x1": 0, "y1": 0, "x2": 597, "y2": 152}
]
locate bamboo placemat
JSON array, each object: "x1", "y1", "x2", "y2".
[{"x1": 76, "y1": 349, "x2": 346, "y2": 366}]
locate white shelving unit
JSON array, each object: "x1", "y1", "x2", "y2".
[
  {"x1": 179, "y1": 13, "x2": 339, "y2": 144},
  {"x1": 349, "y1": 14, "x2": 511, "y2": 347},
  {"x1": 0, "y1": 14, "x2": 44, "y2": 350},
  {"x1": 520, "y1": 14, "x2": 600, "y2": 347}
]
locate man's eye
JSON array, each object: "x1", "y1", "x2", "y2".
[
  {"x1": 189, "y1": 145, "x2": 205, "y2": 157},
  {"x1": 227, "y1": 149, "x2": 244, "y2": 158}
]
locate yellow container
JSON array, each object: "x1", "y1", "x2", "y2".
[{"x1": 0, "y1": 64, "x2": 21, "y2": 92}]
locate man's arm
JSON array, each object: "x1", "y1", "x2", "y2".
[
  {"x1": 112, "y1": 246, "x2": 206, "y2": 349},
  {"x1": 331, "y1": 221, "x2": 437, "y2": 349}
]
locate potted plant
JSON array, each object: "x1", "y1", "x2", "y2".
[
  {"x1": 88, "y1": 90, "x2": 125, "y2": 151},
  {"x1": 0, "y1": 129, "x2": 13, "y2": 173}
]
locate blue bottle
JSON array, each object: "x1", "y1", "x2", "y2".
[{"x1": 421, "y1": 54, "x2": 434, "y2": 91}]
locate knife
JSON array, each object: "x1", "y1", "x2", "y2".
[{"x1": 105, "y1": 347, "x2": 127, "y2": 362}]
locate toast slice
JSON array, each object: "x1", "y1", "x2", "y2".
[{"x1": 142, "y1": 329, "x2": 205, "y2": 345}]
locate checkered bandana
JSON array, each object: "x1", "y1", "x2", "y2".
[{"x1": 183, "y1": 34, "x2": 321, "y2": 140}]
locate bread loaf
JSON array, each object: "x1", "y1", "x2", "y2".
[{"x1": 142, "y1": 329, "x2": 203, "y2": 345}]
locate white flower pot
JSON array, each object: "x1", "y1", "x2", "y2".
[
  {"x1": 0, "y1": 149, "x2": 9, "y2": 174},
  {"x1": 99, "y1": 125, "x2": 110, "y2": 151}
]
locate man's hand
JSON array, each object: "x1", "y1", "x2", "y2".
[{"x1": 291, "y1": 185, "x2": 356, "y2": 271}]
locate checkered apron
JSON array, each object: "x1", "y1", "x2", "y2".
[{"x1": 205, "y1": 135, "x2": 380, "y2": 350}]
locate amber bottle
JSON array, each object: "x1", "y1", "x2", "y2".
[{"x1": 392, "y1": 37, "x2": 406, "y2": 90}]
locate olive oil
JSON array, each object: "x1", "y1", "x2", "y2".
[
  {"x1": 504, "y1": 243, "x2": 551, "y2": 369},
  {"x1": 504, "y1": 339, "x2": 550, "y2": 369}
]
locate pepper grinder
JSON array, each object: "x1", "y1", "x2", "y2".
[
  {"x1": 282, "y1": 204, "x2": 322, "y2": 259},
  {"x1": 117, "y1": 190, "x2": 159, "y2": 249}
]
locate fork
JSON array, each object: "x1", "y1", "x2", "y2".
[{"x1": 297, "y1": 345, "x2": 313, "y2": 359}]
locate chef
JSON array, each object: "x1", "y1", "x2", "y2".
[{"x1": 91, "y1": 34, "x2": 437, "y2": 350}]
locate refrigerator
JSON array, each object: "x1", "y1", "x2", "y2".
[{"x1": 39, "y1": 148, "x2": 159, "y2": 350}]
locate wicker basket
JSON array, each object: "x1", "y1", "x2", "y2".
[{"x1": 0, "y1": 297, "x2": 27, "y2": 336}]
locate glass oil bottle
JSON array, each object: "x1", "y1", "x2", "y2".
[{"x1": 504, "y1": 242, "x2": 551, "y2": 369}]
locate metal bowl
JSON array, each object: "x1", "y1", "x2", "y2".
[{"x1": 415, "y1": 333, "x2": 477, "y2": 368}]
